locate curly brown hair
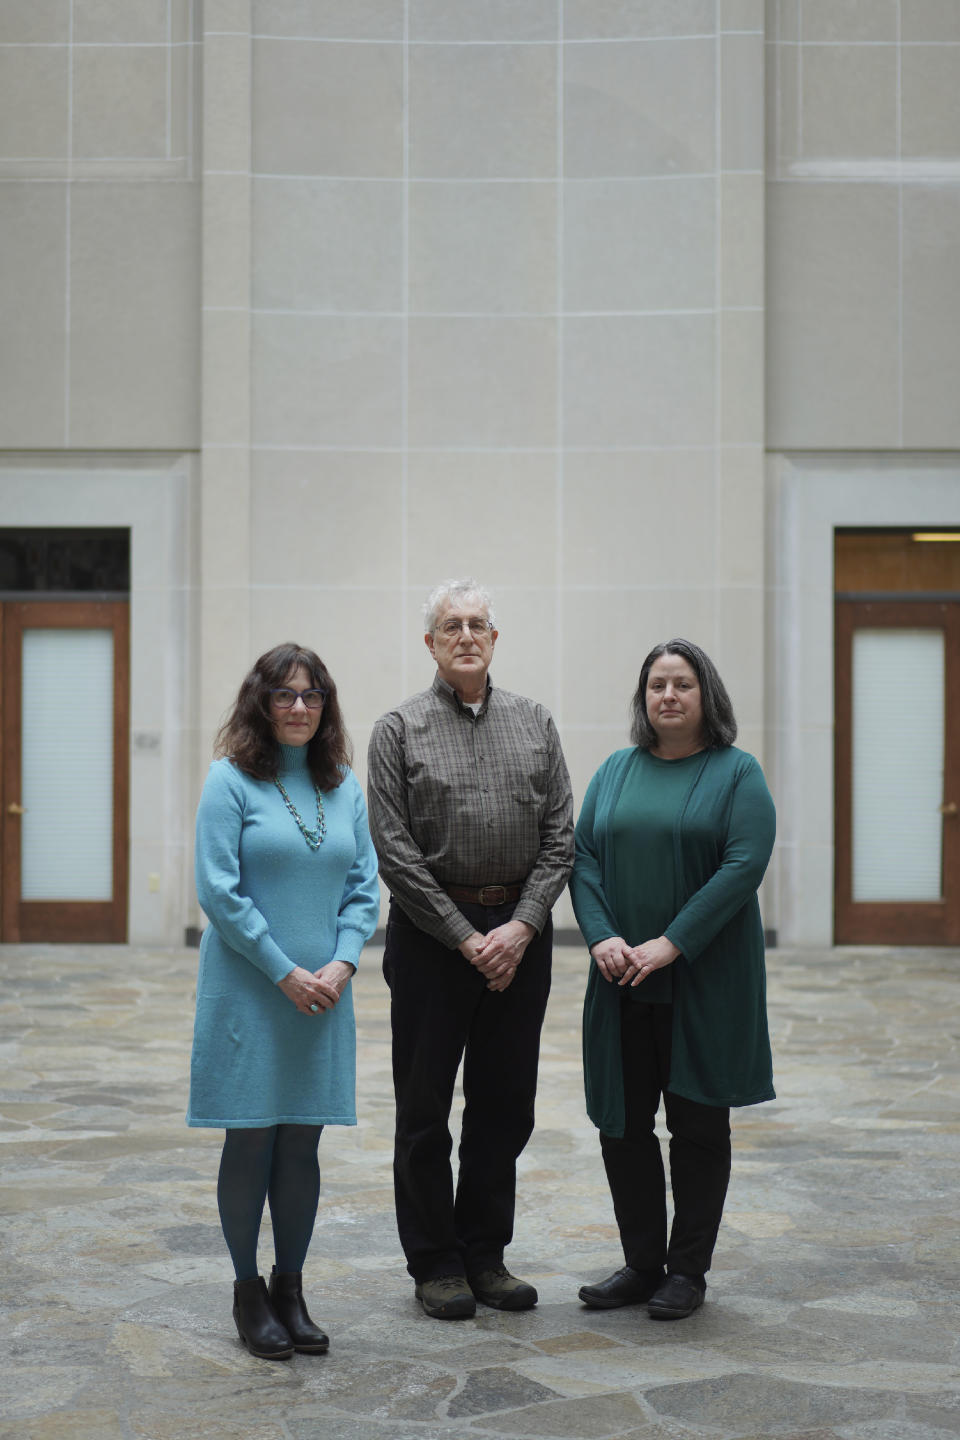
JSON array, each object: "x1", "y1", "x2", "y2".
[{"x1": 214, "y1": 643, "x2": 351, "y2": 790}]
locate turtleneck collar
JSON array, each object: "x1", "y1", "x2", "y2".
[{"x1": 277, "y1": 743, "x2": 311, "y2": 775}]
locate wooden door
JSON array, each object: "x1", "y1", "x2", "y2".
[
  {"x1": 835, "y1": 600, "x2": 960, "y2": 944},
  {"x1": 1, "y1": 600, "x2": 129, "y2": 942}
]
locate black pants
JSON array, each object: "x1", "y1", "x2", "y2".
[
  {"x1": 383, "y1": 897, "x2": 552, "y2": 1283},
  {"x1": 599, "y1": 998, "x2": 731, "y2": 1280}
]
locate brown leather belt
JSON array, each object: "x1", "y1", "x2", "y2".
[{"x1": 444, "y1": 882, "x2": 524, "y2": 906}]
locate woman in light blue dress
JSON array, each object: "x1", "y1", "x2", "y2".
[{"x1": 188, "y1": 643, "x2": 380, "y2": 1360}]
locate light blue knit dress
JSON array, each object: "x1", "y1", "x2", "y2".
[{"x1": 187, "y1": 745, "x2": 380, "y2": 1128}]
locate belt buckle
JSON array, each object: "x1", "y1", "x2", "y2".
[{"x1": 479, "y1": 884, "x2": 506, "y2": 906}]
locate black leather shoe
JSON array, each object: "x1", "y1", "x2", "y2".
[
  {"x1": 267, "y1": 1268, "x2": 329, "y2": 1354},
  {"x1": 578, "y1": 1265, "x2": 665, "y2": 1309},
  {"x1": 647, "y1": 1273, "x2": 705, "y2": 1320},
  {"x1": 232, "y1": 1275, "x2": 294, "y2": 1359}
]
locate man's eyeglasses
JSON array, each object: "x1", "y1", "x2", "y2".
[
  {"x1": 437, "y1": 618, "x2": 492, "y2": 639},
  {"x1": 269, "y1": 688, "x2": 327, "y2": 710}
]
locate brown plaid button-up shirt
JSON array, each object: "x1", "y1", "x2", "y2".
[{"x1": 367, "y1": 673, "x2": 574, "y2": 949}]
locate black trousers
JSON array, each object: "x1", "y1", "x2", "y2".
[
  {"x1": 599, "y1": 998, "x2": 731, "y2": 1280},
  {"x1": 383, "y1": 897, "x2": 552, "y2": 1283}
]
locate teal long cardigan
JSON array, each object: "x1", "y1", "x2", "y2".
[{"x1": 570, "y1": 745, "x2": 776, "y2": 1133}]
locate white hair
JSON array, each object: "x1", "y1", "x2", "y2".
[{"x1": 422, "y1": 578, "x2": 496, "y2": 634}]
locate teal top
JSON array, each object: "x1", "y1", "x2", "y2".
[
  {"x1": 570, "y1": 746, "x2": 776, "y2": 1130},
  {"x1": 610, "y1": 752, "x2": 710, "y2": 1005},
  {"x1": 187, "y1": 745, "x2": 380, "y2": 1128}
]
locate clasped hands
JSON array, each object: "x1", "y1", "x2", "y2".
[
  {"x1": 278, "y1": 960, "x2": 355, "y2": 1015},
  {"x1": 590, "y1": 934, "x2": 680, "y2": 986},
  {"x1": 459, "y1": 920, "x2": 536, "y2": 992}
]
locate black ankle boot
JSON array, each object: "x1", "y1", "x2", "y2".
[
  {"x1": 267, "y1": 1268, "x2": 329, "y2": 1354},
  {"x1": 232, "y1": 1275, "x2": 294, "y2": 1360}
]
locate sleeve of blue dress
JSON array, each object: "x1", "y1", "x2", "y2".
[
  {"x1": 195, "y1": 760, "x2": 295, "y2": 985},
  {"x1": 665, "y1": 755, "x2": 776, "y2": 962},
  {"x1": 330, "y1": 772, "x2": 381, "y2": 971},
  {"x1": 569, "y1": 765, "x2": 622, "y2": 948}
]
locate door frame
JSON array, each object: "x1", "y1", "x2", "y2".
[
  {"x1": 1, "y1": 599, "x2": 130, "y2": 943},
  {"x1": 835, "y1": 598, "x2": 960, "y2": 944}
]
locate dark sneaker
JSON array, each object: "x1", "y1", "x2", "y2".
[
  {"x1": 415, "y1": 1275, "x2": 476, "y2": 1319},
  {"x1": 469, "y1": 1265, "x2": 538, "y2": 1311},
  {"x1": 578, "y1": 1265, "x2": 665, "y2": 1309},
  {"x1": 647, "y1": 1273, "x2": 705, "y2": 1320}
]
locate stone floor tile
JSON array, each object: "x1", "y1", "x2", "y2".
[{"x1": 1, "y1": 942, "x2": 959, "y2": 1439}]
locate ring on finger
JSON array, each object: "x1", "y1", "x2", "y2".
[{"x1": 309, "y1": 1002, "x2": 320, "y2": 1013}]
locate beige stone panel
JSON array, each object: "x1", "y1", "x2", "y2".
[
  {"x1": 409, "y1": 44, "x2": 556, "y2": 179},
  {"x1": 203, "y1": 32, "x2": 251, "y2": 176},
  {"x1": 765, "y1": 183, "x2": 899, "y2": 448},
  {"x1": 250, "y1": 450, "x2": 403, "y2": 585},
  {"x1": 410, "y1": 0, "x2": 557, "y2": 40},
  {"x1": 249, "y1": 587, "x2": 404, "y2": 724},
  {"x1": 720, "y1": 0, "x2": 763, "y2": 28},
  {"x1": 564, "y1": 38, "x2": 715, "y2": 178},
  {"x1": 72, "y1": 46, "x2": 168, "y2": 160},
  {"x1": 406, "y1": 452, "x2": 557, "y2": 588},
  {"x1": 408, "y1": 317, "x2": 556, "y2": 447},
  {"x1": 562, "y1": 450, "x2": 714, "y2": 585},
  {"x1": 901, "y1": 47, "x2": 960, "y2": 159},
  {"x1": 561, "y1": 587, "x2": 718, "y2": 725},
  {"x1": 776, "y1": 0, "x2": 800, "y2": 42},
  {"x1": 169, "y1": 38, "x2": 193, "y2": 163},
  {"x1": 0, "y1": 47, "x2": 68, "y2": 158},
  {"x1": 199, "y1": 448, "x2": 250, "y2": 589},
  {"x1": 482, "y1": 585, "x2": 560, "y2": 714},
  {"x1": 564, "y1": 1, "x2": 715, "y2": 39},
  {"x1": 409, "y1": 181, "x2": 556, "y2": 315},
  {"x1": 713, "y1": 586, "x2": 764, "y2": 731},
  {"x1": 203, "y1": 311, "x2": 251, "y2": 447},
  {"x1": 901, "y1": 0, "x2": 960, "y2": 41},
  {"x1": 717, "y1": 449, "x2": 764, "y2": 586},
  {"x1": 721, "y1": 173, "x2": 763, "y2": 310},
  {"x1": 73, "y1": 0, "x2": 169, "y2": 43},
  {"x1": 251, "y1": 314, "x2": 402, "y2": 447},
  {"x1": 564, "y1": 178, "x2": 714, "y2": 312},
  {"x1": 252, "y1": 39, "x2": 401, "y2": 177},
  {"x1": 206, "y1": 0, "x2": 252, "y2": 28},
  {"x1": 902, "y1": 186, "x2": 960, "y2": 448},
  {"x1": 720, "y1": 309, "x2": 763, "y2": 445},
  {"x1": 0, "y1": 0, "x2": 69, "y2": 42},
  {"x1": 252, "y1": 177, "x2": 402, "y2": 311},
  {"x1": 69, "y1": 182, "x2": 201, "y2": 448},
  {"x1": 799, "y1": 45, "x2": 896, "y2": 161},
  {"x1": 721, "y1": 32, "x2": 763, "y2": 171},
  {"x1": 200, "y1": 586, "x2": 253, "y2": 735},
  {"x1": 563, "y1": 315, "x2": 715, "y2": 447},
  {"x1": 0, "y1": 185, "x2": 66, "y2": 447},
  {"x1": 769, "y1": 32, "x2": 801, "y2": 171},
  {"x1": 800, "y1": 0, "x2": 897, "y2": 41},
  {"x1": 203, "y1": 173, "x2": 251, "y2": 311},
  {"x1": 252, "y1": 0, "x2": 403, "y2": 38}
]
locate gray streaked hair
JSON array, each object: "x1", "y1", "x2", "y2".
[{"x1": 423, "y1": 578, "x2": 496, "y2": 634}]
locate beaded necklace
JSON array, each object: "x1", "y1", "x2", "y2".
[{"x1": 273, "y1": 775, "x2": 326, "y2": 851}]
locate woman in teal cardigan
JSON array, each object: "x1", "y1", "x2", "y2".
[
  {"x1": 570, "y1": 639, "x2": 776, "y2": 1322},
  {"x1": 189, "y1": 644, "x2": 379, "y2": 1360}
]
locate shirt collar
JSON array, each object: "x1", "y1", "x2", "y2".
[{"x1": 431, "y1": 670, "x2": 493, "y2": 715}]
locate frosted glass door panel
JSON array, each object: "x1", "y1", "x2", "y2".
[
  {"x1": 852, "y1": 629, "x2": 944, "y2": 902},
  {"x1": 21, "y1": 629, "x2": 114, "y2": 901}
]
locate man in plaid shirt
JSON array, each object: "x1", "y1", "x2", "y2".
[{"x1": 367, "y1": 578, "x2": 574, "y2": 1320}]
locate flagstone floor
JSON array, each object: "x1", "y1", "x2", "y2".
[{"x1": 1, "y1": 940, "x2": 959, "y2": 1440}]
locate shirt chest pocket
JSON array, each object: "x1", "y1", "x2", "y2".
[{"x1": 506, "y1": 746, "x2": 549, "y2": 807}]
